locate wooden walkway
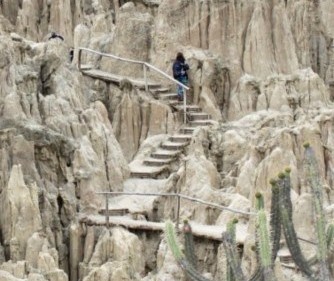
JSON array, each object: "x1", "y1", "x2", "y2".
[{"x1": 79, "y1": 214, "x2": 248, "y2": 243}]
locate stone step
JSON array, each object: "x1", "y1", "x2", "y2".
[
  {"x1": 189, "y1": 120, "x2": 214, "y2": 127},
  {"x1": 168, "y1": 100, "x2": 183, "y2": 106},
  {"x1": 169, "y1": 134, "x2": 192, "y2": 143},
  {"x1": 143, "y1": 157, "x2": 174, "y2": 167},
  {"x1": 188, "y1": 112, "x2": 211, "y2": 121},
  {"x1": 159, "y1": 93, "x2": 179, "y2": 100},
  {"x1": 161, "y1": 141, "x2": 189, "y2": 151},
  {"x1": 179, "y1": 127, "x2": 196, "y2": 135},
  {"x1": 151, "y1": 149, "x2": 182, "y2": 159},
  {"x1": 130, "y1": 165, "x2": 169, "y2": 179},
  {"x1": 174, "y1": 104, "x2": 202, "y2": 112},
  {"x1": 99, "y1": 208, "x2": 129, "y2": 216},
  {"x1": 150, "y1": 87, "x2": 171, "y2": 94}
]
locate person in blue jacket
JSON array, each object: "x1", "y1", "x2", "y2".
[{"x1": 173, "y1": 52, "x2": 189, "y2": 101}]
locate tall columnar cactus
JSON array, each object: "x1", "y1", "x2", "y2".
[
  {"x1": 269, "y1": 179, "x2": 281, "y2": 264},
  {"x1": 164, "y1": 142, "x2": 334, "y2": 281},
  {"x1": 326, "y1": 224, "x2": 334, "y2": 251},
  {"x1": 277, "y1": 170, "x2": 316, "y2": 280},
  {"x1": 255, "y1": 193, "x2": 276, "y2": 281},
  {"x1": 226, "y1": 218, "x2": 239, "y2": 281},
  {"x1": 164, "y1": 220, "x2": 212, "y2": 281},
  {"x1": 165, "y1": 219, "x2": 184, "y2": 261},
  {"x1": 304, "y1": 143, "x2": 331, "y2": 281},
  {"x1": 222, "y1": 231, "x2": 246, "y2": 281},
  {"x1": 183, "y1": 219, "x2": 198, "y2": 269}
]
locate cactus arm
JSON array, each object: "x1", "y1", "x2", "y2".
[
  {"x1": 269, "y1": 179, "x2": 281, "y2": 263},
  {"x1": 257, "y1": 210, "x2": 272, "y2": 269},
  {"x1": 304, "y1": 145, "x2": 331, "y2": 281},
  {"x1": 255, "y1": 193, "x2": 277, "y2": 281},
  {"x1": 280, "y1": 209, "x2": 315, "y2": 279},
  {"x1": 326, "y1": 224, "x2": 334, "y2": 252},
  {"x1": 165, "y1": 220, "x2": 213, "y2": 281},
  {"x1": 226, "y1": 219, "x2": 238, "y2": 281},
  {"x1": 222, "y1": 232, "x2": 246, "y2": 281},
  {"x1": 183, "y1": 220, "x2": 198, "y2": 269},
  {"x1": 277, "y1": 174, "x2": 316, "y2": 280},
  {"x1": 165, "y1": 220, "x2": 184, "y2": 261},
  {"x1": 179, "y1": 260, "x2": 213, "y2": 281},
  {"x1": 247, "y1": 266, "x2": 264, "y2": 281}
]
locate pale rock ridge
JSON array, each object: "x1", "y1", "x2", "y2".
[
  {"x1": 79, "y1": 227, "x2": 145, "y2": 281},
  {"x1": 142, "y1": 240, "x2": 184, "y2": 281},
  {"x1": 0, "y1": 31, "x2": 132, "y2": 281},
  {"x1": 100, "y1": 2, "x2": 152, "y2": 77},
  {"x1": 111, "y1": 82, "x2": 176, "y2": 162},
  {"x1": 0, "y1": 165, "x2": 42, "y2": 261},
  {"x1": 243, "y1": 0, "x2": 277, "y2": 78},
  {"x1": 228, "y1": 68, "x2": 331, "y2": 121},
  {"x1": 152, "y1": 0, "x2": 334, "y2": 87}
]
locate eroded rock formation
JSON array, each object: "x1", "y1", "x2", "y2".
[{"x1": 1, "y1": 0, "x2": 334, "y2": 280}]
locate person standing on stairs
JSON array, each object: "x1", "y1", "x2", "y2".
[{"x1": 173, "y1": 52, "x2": 189, "y2": 101}]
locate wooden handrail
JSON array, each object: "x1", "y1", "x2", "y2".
[
  {"x1": 96, "y1": 191, "x2": 318, "y2": 245},
  {"x1": 78, "y1": 47, "x2": 190, "y2": 90},
  {"x1": 78, "y1": 47, "x2": 189, "y2": 123},
  {"x1": 96, "y1": 191, "x2": 256, "y2": 230}
]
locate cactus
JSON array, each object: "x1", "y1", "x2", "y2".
[
  {"x1": 255, "y1": 193, "x2": 277, "y2": 281},
  {"x1": 183, "y1": 220, "x2": 198, "y2": 269},
  {"x1": 222, "y1": 232, "x2": 246, "y2": 281},
  {"x1": 269, "y1": 179, "x2": 281, "y2": 263},
  {"x1": 277, "y1": 173, "x2": 315, "y2": 280},
  {"x1": 164, "y1": 143, "x2": 334, "y2": 281},
  {"x1": 248, "y1": 267, "x2": 264, "y2": 281},
  {"x1": 165, "y1": 220, "x2": 184, "y2": 261},
  {"x1": 255, "y1": 192, "x2": 264, "y2": 211},
  {"x1": 304, "y1": 146, "x2": 331, "y2": 281},
  {"x1": 247, "y1": 244, "x2": 264, "y2": 281},
  {"x1": 226, "y1": 218, "x2": 238, "y2": 281},
  {"x1": 179, "y1": 260, "x2": 213, "y2": 281},
  {"x1": 326, "y1": 224, "x2": 334, "y2": 251},
  {"x1": 164, "y1": 220, "x2": 212, "y2": 281}
]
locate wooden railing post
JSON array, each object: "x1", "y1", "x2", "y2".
[
  {"x1": 105, "y1": 193, "x2": 109, "y2": 228},
  {"x1": 183, "y1": 88, "x2": 187, "y2": 124},
  {"x1": 176, "y1": 195, "x2": 181, "y2": 231},
  {"x1": 78, "y1": 49, "x2": 82, "y2": 71},
  {"x1": 143, "y1": 64, "x2": 148, "y2": 93}
]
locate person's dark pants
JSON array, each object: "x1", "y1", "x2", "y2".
[{"x1": 177, "y1": 77, "x2": 188, "y2": 101}]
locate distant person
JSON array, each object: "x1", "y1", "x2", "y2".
[
  {"x1": 49, "y1": 32, "x2": 64, "y2": 41},
  {"x1": 172, "y1": 52, "x2": 189, "y2": 101}
]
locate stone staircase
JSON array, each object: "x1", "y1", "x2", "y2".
[
  {"x1": 130, "y1": 86, "x2": 214, "y2": 179},
  {"x1": 80, "y1": 63, "x2": 214, "y2": 179}
]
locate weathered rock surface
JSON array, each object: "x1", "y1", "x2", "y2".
[{"x1": 1, "y1": 1, "x2": 334, "y2": 281}]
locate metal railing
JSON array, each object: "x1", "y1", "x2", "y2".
[
  {"x1": 96, "y1": 191, "x2": 255, "y2": 230},
  {"x1": 78, "y1": 47, "x2": 190, "y2": 123}
]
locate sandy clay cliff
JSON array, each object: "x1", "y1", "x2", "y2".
[{"x1": 0, "y1": 0, "x2": 334, "y2": 280}]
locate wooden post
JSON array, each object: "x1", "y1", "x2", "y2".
[
  {"x1": 105, "y1": 194, "x2": 109, "y2": 228},
  {"x1": 176, "y1": 195, "x2": 181, "y2": 231},
  {"x1": 78, "y1": 49, "x2": 82, "y2": 71},
  {"x1": 113, "y1": 0, "x2": 120, "y2": 22},
  {"x1": 143, "y1": 64, "x2": 148, "y2": 92},
  {"x1": 183, "y1": 88, "x2": 187, "y2": 124}
]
